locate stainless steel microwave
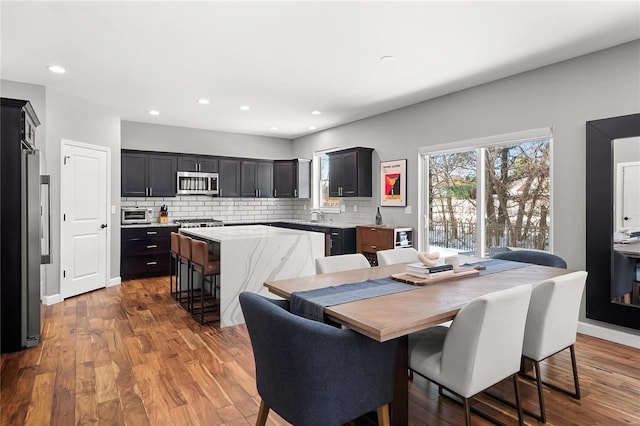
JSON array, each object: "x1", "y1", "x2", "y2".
[
  {"x1": 176, "y1": 171, "x2": 219, "y2": 195},
  {"x1": 121, "y1": 207, "x2": 153, "y2": 224}
]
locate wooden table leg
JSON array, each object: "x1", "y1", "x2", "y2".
[{"x1": 390, "y1": 335, "x2": 408, "y2": 426}]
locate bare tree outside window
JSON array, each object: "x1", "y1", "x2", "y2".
[{"x1": 428, "y1": 138, "x2": 551, "y2": 255}]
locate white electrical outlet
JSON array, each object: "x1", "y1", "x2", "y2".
[
  {"x1": 354, "y1": 205, "x2": 358, "y2": 212},
  {"x1": 340, "y1": 205, "x2": 346, "y2": 212},
  {"x1": 405, "y1": 205, "x2": 412, "y2": 214}
]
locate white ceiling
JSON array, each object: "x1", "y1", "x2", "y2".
[{"x1": 2, "y1": 1, "x2": 639, "y2": 139}]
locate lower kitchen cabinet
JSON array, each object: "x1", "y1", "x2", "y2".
[{"x1": 121, "y1": 225, "x2": 178, "y2": 280}]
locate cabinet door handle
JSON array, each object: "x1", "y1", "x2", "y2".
[
  {"x1": 146, "y1": 261, "x2": 158, "y2": 265},
  {"x1": 274, "y1": 189, "x2": 277, "y2": 197},
  {"x1": 146, "y1": 245, "x2": 157, "y2": 249},
  {"x1": 331, "y1": 232, "x2": 339, "y2": 236},
  {"x1": 149, "y1": 187, "x2": 153, "y2": 196},
  {"x1": 258, "y1": 189, "x2": 261, "y2": 197},
  {"x1": 371, "y1": 245, "x2": 377, "y2": 249},
  {"x1": 146, "y1": 231, "x2": 158, "y2": 235},
  {"x1": 294, "y1": 189, "x2": 298, "y2": 197}
]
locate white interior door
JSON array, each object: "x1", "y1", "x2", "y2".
[
  {"x1": 621, "y1": 163, "x2": 640, "y2": 233},
  {"x1": 61, "y1": 140, "x2": 109, "y2": 299},
  {"x1": 617, "y1": 161, "x2": 640, "y2": 233}
]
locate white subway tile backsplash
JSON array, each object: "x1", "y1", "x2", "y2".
[{"x1": 121, "y1": 196, "x2": 374, "y2": 224}]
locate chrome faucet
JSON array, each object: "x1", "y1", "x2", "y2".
[{"x1": 309, "y1": 209, "x2": 324, "y2": 222}]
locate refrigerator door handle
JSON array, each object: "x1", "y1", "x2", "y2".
[{"x1": 40, "y1": 175, "x2": 51, "y2": 264}]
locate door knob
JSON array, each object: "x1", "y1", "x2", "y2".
[
  {"x1": 100, "y1": 224, "x2": 108, "y2": 229},
  {"x1": 623, "y1": 217, "x2": 629, "y2": 220}
]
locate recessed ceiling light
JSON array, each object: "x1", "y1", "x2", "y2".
[
  {"x1": 310, "y1": 110, "x2": 322, "y2": 115},
  {"x1": 239, "y1": 105, "x2": 250, "y2": 111},
  {"x1": 380, "y1": 55, "x2": 395, "y2": 62},
  {"x1": 149, "y1": 110, "x2": 160, "y2": 116},
  {"x1": 47, "y1": 65, "x2": 66, "y2": 74},
  {"x1": 198, "y1": 98, "x2": 210, "y2": 105},
  {"x1": 270, "y1": 126, "x2": 278, "y2": 131},
  {"x1": 308, "y1": 126, "x2": 317, "y2": 130}
]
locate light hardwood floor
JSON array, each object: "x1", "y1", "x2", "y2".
[{"x1": 2, "y1": 276, "x2": 639, "y2": 425}]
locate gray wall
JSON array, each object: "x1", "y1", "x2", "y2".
[
  {"x1": 121, "y1": 120, "x2": 293, "y2": 159},
  {"x1": 293, "y1": 40, "x2": 640, "y2": 336}
]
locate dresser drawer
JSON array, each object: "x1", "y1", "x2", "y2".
[
  {"x1": 121, "y1": 237, "x2": 170, "y2": 256},
  {"x1": 122, "y1": 226, "x2": 178, "y2": 240},
  {"x1": 121, "y1": 254, "x2": 170, "y2": 280}
]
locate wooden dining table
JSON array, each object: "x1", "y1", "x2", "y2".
[{"x1": 264, "y1": 260, "x2": 573, "y2": 426}]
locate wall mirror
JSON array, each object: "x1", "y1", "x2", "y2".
[{"x1": 586, "y1": 113, "x2": 640, "y2": 330}]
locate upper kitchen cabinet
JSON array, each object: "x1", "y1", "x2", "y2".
[
  {"x1": 122, "y1": 150, "x2": 177, "y2": 197},
  {"x1": 273, "y1": 159, "x2": 310, "y2": 198},
  {"x1": 241, "y1": 160, "x2": 273, "y2": 198},
  {"x1": 328, "y1": 147, "x2": 373, "y2": 197},
  {"x1": 177, "y1": 155, "x2": 218, "y2": 173},
  {"x1": 218, "y1": 158, "x2": 242, "y2": 197}
]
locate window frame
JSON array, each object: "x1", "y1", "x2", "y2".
[
  {"x1": 417, "y1": 127, "x2": 554, "y2": 256},
  {"x1": 312, "y1": 149, "x2": 341, "y2": 213}
]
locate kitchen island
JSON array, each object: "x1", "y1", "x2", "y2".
[{"x1": 180, "y1": 225, "x2": 324, "y2": 327}]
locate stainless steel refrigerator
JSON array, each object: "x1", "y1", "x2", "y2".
[{"x1": 1, "y1": 98, "x2": 45, "y2": 353}]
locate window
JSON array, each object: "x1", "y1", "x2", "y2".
[
  {"x1": 313, "y1": 151, "x2": 340, "y2": 211},
  {"x1": 419, "y1": 128, "x2": 553, "y2": 257}
]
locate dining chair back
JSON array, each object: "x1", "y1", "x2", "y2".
[
  {"x1": 409, "y1": 285, "x2": 532, "y2": 426},
  {"x1": 612, "y1": 251, "x2": 635, "y2": 301},
  {"x1": 376, "y1": 248, "x2": 419, "y2": 266},
  {"x1": 315, "y1": 253, "x2": 371, "y2": 274},
  {"x1": 520, "y1": 271, "x2": 588, "y2": 422},
  {"x1": 492, "y1": 250, "x2": 567, "y2": 268},
  {"x1": 239, "y1": 291, "x2": 398, "y2": 426}
]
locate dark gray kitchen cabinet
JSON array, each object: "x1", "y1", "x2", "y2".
[
  {"x1": 328, "y1": 147, "x2": 373, "y2": 197},
  {"x1": 122, "y1": 151, "x2": 177, "y2": 197},
  {"x1": 121, "y1": 225, "x2": 178, "y2": 279},
  {"x1": 219, "y1": 158, "x2": 241, "y2": 197},
  {"x1": 241, "y1": 160, "x2": 273, "y2": 198},
  {"x1": 329, "y1": 227, "x2": 356, "y2": 256},
  {"x1": 177, "y1": 155, "x2": 218, "y2": 173},
  {"x1": 273, "y1": 159, "x2": 310, "y2": 198}
]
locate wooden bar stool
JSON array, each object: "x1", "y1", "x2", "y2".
[
  {"x1": 178, "y1": 234, "x2": 194, "y2": 313},
  {"x1": 190, "y1": 239, "x2": 221, "y2": 325}
]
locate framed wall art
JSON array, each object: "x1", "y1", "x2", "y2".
[{"x1": 380, "y1": 159, "x2": 407, "y2": 206}]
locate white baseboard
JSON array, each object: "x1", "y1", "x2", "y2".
[
  {"x1": 108, "y1": 277, "x2": 121, "y2": 287},
  {"x1": 578, "y1": 321, "x2": 640, "y2": 349},
  {"x1": 41, "y1": 294, "x2": 61, "y2": 306}
]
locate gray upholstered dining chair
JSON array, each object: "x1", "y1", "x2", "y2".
[
  {"x1": 239, "y1": 291, "x2": 399, "y2": 426},
  {"x1": 513, "y1": 271, "x2": 588, "y2": 422},
  {"x1": 408, "y1": 285, "x2": 533, "y2": 426},
  {"x1": 376, "y1": 247, "x2": 419, "y2": 266},
  {"x1": 492, "y1": 249, "x2": 567, "y2": 268},
  {"x1": 315, "y1": 253, "x2": 371, "y2": 274},
  {"x1": 613, "y1": 251, "x2": 636, "y2": 303}
]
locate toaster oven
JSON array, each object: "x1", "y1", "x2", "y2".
[{"x1": 121, "y1": 207, "x2": 153, "y2": 224}]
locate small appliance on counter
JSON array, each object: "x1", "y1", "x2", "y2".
[
  {"x1": 159, "y1": 204, "x2": 168, "y2": 223},
  {"x1": 121, "y1": 207, "x2": 153, "y2": 224}
]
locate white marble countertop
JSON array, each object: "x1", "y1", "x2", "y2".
[{"x1": 180, "y1": 224, "x2": 324, "y2": 242}]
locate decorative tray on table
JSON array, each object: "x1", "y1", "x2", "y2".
[{"x1": 390, "y1": 267, "x2": 480, "y2": 286}]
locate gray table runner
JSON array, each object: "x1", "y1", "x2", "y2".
[
  {"x1": 290, "y1": 277, "x2": 416, "y2": 322},
  {"x1": 291, "y1": 259, "x2": 530, "y2": 322},
  {"x1": 462, "y1": 258, "x2": 529, "y2": 275}
]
